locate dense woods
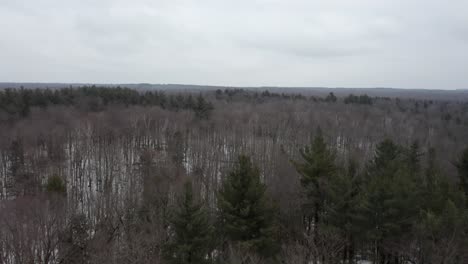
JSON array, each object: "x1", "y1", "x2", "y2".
[{"x1": 1, "y1": 86, "x2": 468, "y2": 264}]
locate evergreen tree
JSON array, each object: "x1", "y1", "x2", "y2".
[
  {"x1": 164, "y1": 182, "x2": 214, "y2": 264},
  {"x1": 217, "y1": 155, "x2": 278, "y2": 258},
  {"x1": 194, "y1": 94, "x2": 214, "y2": 119},
  {"x1": 405, "y1": 141, "x2": 422, "y2": 178},
  {"x1": 358, "y1": 139, "x2": 420, "y2": 263},
  {"x1": 292, "y1": 130, "x2": 336, "y2": 236},
  {"x1": 454, "y1": 147, "x2": 468, "y2": 263},
  {"x1": 422, "y1": 148, "x2": 448, "y2": 212},
  {"x1": 185, "y1": 95, "x2": 195, "y2": 109},
  {"x1": 325, "y1": 92, "x2": 337, "y2": 103},
  {"x1": 456, "y1": 147, "x2": 468, "y2": 199},
  {"x1": 292, "y1": 130, "x2": 336, "y2": 264},
  {"x1": 325, "y1": 159, "x2": 361, "y2": 263},
  {"x1": 46, "y1": 174, "x2": 66, "y2": 194},
  {"x1": 417, "y1": 198, "x2": 468, "y2": 263},
  {"x1": 416, "y1": 148, "x2": 468, "y2": 263}
]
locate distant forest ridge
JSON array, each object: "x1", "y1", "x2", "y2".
[{"x1": 1, "y1": 82, "x2": 468, "y2": 101}]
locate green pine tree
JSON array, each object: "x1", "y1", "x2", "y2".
[
  {"x1": 291, "y1": 130, "x2": 337, "y2": 264},
  {"x1": 325, "y1": 92, "x2": 337, "y2": 103},
  {"x1": 416, "y1": 148, "x2": 468, "y2": 263},
  {"x1": 405, "y1": 140, "x2": 422, "y2": 178},
  {"x1": 456, "y1": 147, "x2": 468, "y2": 200},
  {"x1": 324, "y1": 159, "x2": 361, "y2": 263},
  {"x1": 217, "y1": 155, "x2": 279, "y2": 258},
  {"x1": 46, "y1": 174, "x2": 66, "y2": 194},
  {"x1": 358, "y1": 139, "x2": 420, "y2": 263},
  {"x1": 164, "y1": 181, "x2": 214, "y2": 264},
  {"x1": 194, "y1": 95, "x2": 214, "y2": 119},
  {"x1": 292, "y1": 130, "x2": 336, "y2": 236},
  {"x1": 454, "y1": 147, "x2": 468, "y2": 262}
]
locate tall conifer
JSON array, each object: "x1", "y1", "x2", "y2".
[
  {"x1": 164, "y1": 182, "x2": 214, "y2": 264},
  {"x1": 217, "y1": 155, "x2": 278, "y2": 258}
]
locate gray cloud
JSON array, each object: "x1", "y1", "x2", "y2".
[{"x1": 0, "y1": 0, "x2": 467, "y2": 89}]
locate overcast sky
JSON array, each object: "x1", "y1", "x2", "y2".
[{"x1": 1, "y1": 0, "x2": 467, "y2": 89}]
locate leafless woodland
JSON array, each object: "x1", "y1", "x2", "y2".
[{"x1": 0, "y1": 87, "x2": 467, "y2": 263}]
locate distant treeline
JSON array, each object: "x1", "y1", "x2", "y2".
[
  {"x1": 1, "y1": 86, "x2": 381, "y2": 120},
  {"x1": 215, "y1": 88, "x2": 308, "y2": 101},
  {"x1": 344, "y1": 93, "x2": 373, "y2": 104},
  {"x1": 214, "y1": 88, "x2": 378, "y2": 104},
  {"x1": 0, "y1": 86, "x2": 214, "y2": 119},
  {"x1": 1, "y1": 86, "x2": 465, "y2": 125}
]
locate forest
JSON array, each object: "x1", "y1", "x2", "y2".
[{"x1": 0, "y1": 86, "x2": 468, "y2": 264}]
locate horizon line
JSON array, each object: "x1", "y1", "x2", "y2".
[{"x1": 0, "y1": 82, "x2": 466, "y2": 91}]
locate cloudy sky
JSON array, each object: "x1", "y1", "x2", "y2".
[{"x1": 1, "y1": 0, "x2": 467, "y2": 89}]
